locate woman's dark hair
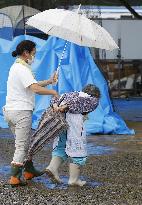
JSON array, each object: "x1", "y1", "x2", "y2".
[
  {"x1": 82, "y1": 84, "x2": 100, "y2": 98},
  {"x1": 12, "y1": 40, "x2": 36, "y2": 57}
]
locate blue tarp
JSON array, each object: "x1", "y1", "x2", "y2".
[
  {"x1": 0, "y1": 27, "x2": 13, "y2": 41},
  {"x1": 0, "y1": 35, "x2": 134, "y2": 134},
  {"x1": 0, "y1": 26, "x2": 42, "y2": 41},
  {"x1": 113, "y1": 98, "x2": 142, "y2": 121}
]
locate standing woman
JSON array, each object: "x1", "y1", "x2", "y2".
[{"x1": 3, "y1": 40, "x2": 58, "y2": 187}]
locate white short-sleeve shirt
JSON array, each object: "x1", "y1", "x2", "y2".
[{"x1": 4, "y1": 62, "x2": 37, "y2": 111}]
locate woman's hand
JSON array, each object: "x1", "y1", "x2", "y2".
[{"x1": 50, "y1": 71, "x2": 58, "y2": 85}]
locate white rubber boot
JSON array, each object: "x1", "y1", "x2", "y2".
[
  {"x1": 45, "y1": 156, "x2": 63, "y2": 184},
  {"x1": 68, "y1": 163, "x2": 86, "y2": 187}
]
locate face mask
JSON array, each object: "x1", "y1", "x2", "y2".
[{"x1": 27, "y1": 55, "x2": 34, "y2": 65}]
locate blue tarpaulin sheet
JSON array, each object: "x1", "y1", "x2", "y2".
[
  {"x1": 0, "y1": 27, "x2": 13, "y2": 41},
  {"x1": 0, "y1": 35, "x2": 134, "y2": 134}
]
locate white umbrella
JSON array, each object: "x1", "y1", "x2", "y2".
[{"x1": 26, "y1": 7, "x2": 118, "y2": 51}]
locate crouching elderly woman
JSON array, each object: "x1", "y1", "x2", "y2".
[
  {"x1": 45, "y1": 84, "x2": 100, "y2": 186},
  {"x1": 3, "y1": 40, "x2": 58, "y2": 187}
]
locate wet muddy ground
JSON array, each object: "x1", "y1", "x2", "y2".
[{"x1": 0, "y1": 121, "x2": 142, "y2": 205}]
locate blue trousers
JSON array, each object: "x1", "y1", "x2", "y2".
[{"x1": 52, "y1": 132, "x2": 87, "y2": 166}]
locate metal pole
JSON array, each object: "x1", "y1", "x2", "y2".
[
  {"x1": 22, "y1": 5, "x2": 26, "y2": 35},
  {"x1": 117, "y1": 38, "x2": 121, "y2": 97},
  {"x1": 28, "y1": 0, "x2": 31, "y2": 7}
]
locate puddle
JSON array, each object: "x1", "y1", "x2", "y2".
[
  {"x1": 87, "y1": 143, "x2": 115, "y2": 156},
  {"x1": 0, "y1": 165, "x2": 102, "y2": 189},
  {"x1": 0, "y1": 134, "x2": 13, "y2": 139},
  {"x1": 34, "y1": 175, "x2": 68, "y2": 189},
  {"x1": 34, "y1": 175, "x2": 102, "y2": 189},
  {"x1": 0, "y1": 165, "x2": 10, "y2": 175}
]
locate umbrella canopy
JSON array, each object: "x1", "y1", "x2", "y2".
[
  {"x1": 28, "y1": 107, "x2": 68, "y2": 157},
  {"x1": 26, "y1": 8, "x2": 118, "y2": 51}
]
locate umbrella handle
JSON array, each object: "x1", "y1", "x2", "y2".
[
  {"x1": 52, "y1": 41, "x2": 69, "y2": 86},
  {"x1": 57, "y1": 40, "x2": 69, "y2": 72}
]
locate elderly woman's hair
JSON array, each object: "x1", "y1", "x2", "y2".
[
  {"x1": 82, "y1": 84, "x2": 100, "y2": 98},
  {"x1": 12, "y1": 40, "x2": 36, "y2": 57}
]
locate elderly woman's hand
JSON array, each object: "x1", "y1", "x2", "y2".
[
  {"x1": 52, "y1": 104, "x2": 68, "y2": 113},
  {"x1": 57, "y1": 105, "x2": 68, "y2": 113},
  {"x1": 52, "y1": 103, "x2": 59, "y2": 112}
]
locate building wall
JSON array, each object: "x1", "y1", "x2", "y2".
[{"x1": 100, "y1": 19, "x2": 142, "y2": 60}]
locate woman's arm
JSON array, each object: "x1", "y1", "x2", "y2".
[
  {"x1": 38, "y1": 79, "x2": 52, "y2": 87},
  {"x1": 38, "y1": 71, "x2": 58, "y2": 87},
  {"x1": 29, "y1": 83, "x2": 59, "y2": 97}
]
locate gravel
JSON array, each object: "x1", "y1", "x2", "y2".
[{"x1": 0, "y1": 126, "x2": 142, "y2": 205}]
